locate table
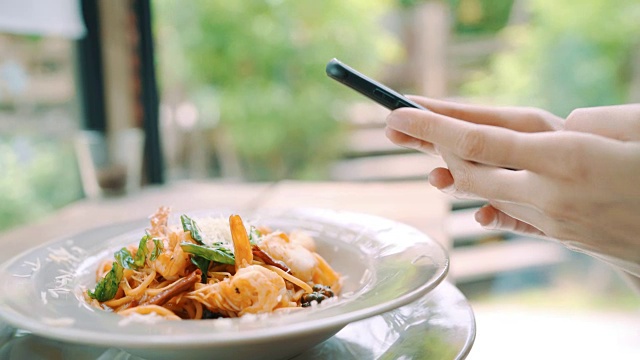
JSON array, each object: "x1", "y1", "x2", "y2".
[
  {"x1": 0, "y1": 180, "x2": 452, "y2": 264},
  {"x1": 0, "y1": 180, "x2": 474, "y2": 359}
]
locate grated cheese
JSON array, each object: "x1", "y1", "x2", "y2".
[
  {"x1": 24, "y1": 258, "x2": 41, "y2": 272},
  {"x1": 196, "y1": 216, "x2": 245, "y2": 251}
]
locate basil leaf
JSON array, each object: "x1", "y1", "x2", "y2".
[
  {"x1": 88, "y1": 261, "x2": 124, "y2": 301},
  {"x1": 150, "y1": 238, "x2": 164, "y2": 261},
  {"x1": 113, "y1": 235, "x2": 164, "y2": 272},
  {"x1": 180, "y1": 242, "x2": 235, "y2": 265},
  {"x1": 190, "y1": 256, "x2": 210, "y2": 283},
  {"x1": 114, "y1": 248, "x2": 135, "y2": 270},
  {"x1": 180, "y1": 215, "x2": 205, "y2": 245},
  {"x1": 133, "y1": 235, "x2": 150, "y2": 268}
]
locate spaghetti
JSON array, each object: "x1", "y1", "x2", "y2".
[{"x1": 85, "y1": 207, "x2": 342, "y2": 320}]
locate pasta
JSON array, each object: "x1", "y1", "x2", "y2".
[{"x1": 85, "y1": 206, "x2": 342, "y2": 320}]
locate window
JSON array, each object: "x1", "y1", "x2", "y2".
[{"x1": 0, "y1": 1, "x2": 86, "y2": 231}]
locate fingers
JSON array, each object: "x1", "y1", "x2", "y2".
[
  {"x1": 429, "y1": 151, "x2": 530, "y2": 203},
  {"x1": 384, "y1": 127, "x2": 438, "y2": 155},
  {"x1": 406, "y1": 96, "x2": 564, "y2": 132},
  {"x1": 387, "y1": 108, "x2": 540, "y2": 172},
  {"x1": 384, "y1": 97, "x2": 564, "y2": 162},
  {"x1": 475, "y1": 204, "x2": 547, "y2": 237},
  {"x1": 427, "y1": 166, "x2": 483, "y2": 200},
  {"x1": 387, "y1": 107, "x2": 629, "y2": 179},
  {"x1": 565, "y1": 104, "x2": 640, "y2": 141},
  {"x1": 489, "y1": 199, "x2": 588, "y2": 243},
  {"x1": 436, "y1": 168, "x2": 545, "y2": 236},
  {"x1": 427, "y1": 167, "x2": 453, "y2": 189}
]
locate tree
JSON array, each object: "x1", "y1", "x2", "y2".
[
  {"x1": 461, "y1": 0, "x2": 640, "y2": 117},
  {"x1": 153, "y1": 0, "x2": 399, "y2": 180}
]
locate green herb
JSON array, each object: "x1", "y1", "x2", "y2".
[
  {"x1": 150, "y1": 238, "x2": 163, "y2": 261},
  {"x1": 180, "y1": 215, "x2": 205, "y2": 245},
  {"x1": 88, "y1": 261, "x2": 124, "y2": 301},
  {"x1": 88, "y1": 234, "x2": 165, "y2": 301},
  {"x1": 180, "y1": 242, "x2": 235, "y2": 265},
  {"x1": 132, "y1": 235, "x2": 150, "y2": 267},
  {"x1": 114, "y1": 235, "x2": 163, "y2": 270},
  {"x1": 114, "y1": 248, "x2": 135, "y2": 270},
  {"x1": 190, "y1": 256, "x2": 210, "y2": 283}
]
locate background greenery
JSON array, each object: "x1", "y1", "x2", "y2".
[
  {"x1": 153, "y1": 0, "x2": 399, "y2": 181},
  {"x1": 0, "y1": 136, "x2": 82, "y2": 231},
  {"x1": 0, "y1": 33, "x2": 83, "y2": 233},
  {"x1": 461, "y1": 0, "x2": 640, "y2": 116}
]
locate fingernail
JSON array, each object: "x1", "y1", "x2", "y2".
[
  {"x1": 439, "y1": 184, "x2": 455, "y2": 195},
  {"x1": 475, "y1": 210, "x2": 498, "y2": 228},
  {"x1": 427, "y1": 172, "x2": 437, "y2": 186}
]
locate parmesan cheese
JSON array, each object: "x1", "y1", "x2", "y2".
[{"x1": 196, "y1": 216, "x2": 253, "y2": 252}]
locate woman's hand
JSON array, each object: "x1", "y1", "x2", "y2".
[{"x1": 385, "y1": 98, "x2": 640, "y2": 276}]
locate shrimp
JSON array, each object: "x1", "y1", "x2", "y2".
[
  {"x1": 289, "y1": 230, "x2": 316, "y2": 252},
  {"x1": 312, "y1": 253, "x2": 342, "y2": 293},
  {"x1": 148, "y1": 206, "x2": 170, "y2": 238},
  {"x1": 188, "y1": 265, "x2": 287, "y2": 315},
  {"x1": 260, "y1": 232, "x2": 316, "y2": 282},
  {"x1": 143, "y1": 206, "x2": 190, "y2": 280},
  {"x1": 229, "y1": 214, "x2": 253, "y2": 271},
  {"x1": 148, "y1": 228, "x2": 190, "y2": 280},
  {"x1": 259, "y1": 232, "x2": 341, "y2": 293}
]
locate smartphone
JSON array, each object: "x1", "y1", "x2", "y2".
[{"x1": 326, "y1": 58, "x2": 427, "y2": 111}]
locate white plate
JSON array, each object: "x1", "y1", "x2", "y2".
[
  {"x1": 0, "y1": 282, "x2": 475, "y2": 359},
  {"x1": 0, "y1": 208, "x2": 449, "y2": 360}
]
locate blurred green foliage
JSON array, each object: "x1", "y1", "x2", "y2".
[
  {"x1": 398, "y1": 0, "x2": 514, "y2": 35},
  {"x1": 449, "y1": 0, "x2": 514, "y2": 35},
  {"x1": 0, "y1": 137, "x2": 82, "y2": 231},
  {"x1": 153, "y1": 0, "x2": 399, "y2": 181},
  {"x1": 461, "y1": 0, "x2": 640, "y2": 116}
]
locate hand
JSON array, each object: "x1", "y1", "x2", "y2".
[{"x1": 385, "y1": 98, "x2": 640, "y2": 276}]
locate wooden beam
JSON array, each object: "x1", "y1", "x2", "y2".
[
  {"x1": 98, "y1": 0, "x2": 136, "y2": 135},
  {"x1": 412, "y1": 1, "x2": 450, "y2": 97}
]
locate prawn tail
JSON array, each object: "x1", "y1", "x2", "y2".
[
  {"x1": 229, "y1": 215, "x2": 253, "y2": 271},
  {"x1": 312, "y1": 253, "x2": 342, "y2": 294}
]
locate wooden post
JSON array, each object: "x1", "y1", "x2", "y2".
[
  {"x1": 97, "y1": 0, "x2": 136, "y2": 135},
  {"x1": 96, "y1": 0, "x2": 164, "y2": 185},
  {"x1": 412, "y1": 1, "x2": 450, "y2": 98}
]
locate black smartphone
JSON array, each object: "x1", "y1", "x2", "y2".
[{"x1": 326, "y1": 58, "x2": 427, "y2": 111}]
